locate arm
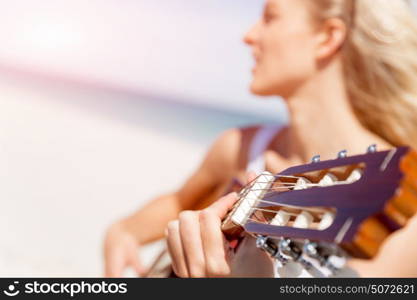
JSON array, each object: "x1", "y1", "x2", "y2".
[
  {"x1": 120, "y1": 128, "x2": 241, "y2": 244},
  {"x1": 104, "y1": 129, "x2": 242, "y2": 276},
  {"x1": 348, "y1": 214, "x2": 417, "y2": 277}
]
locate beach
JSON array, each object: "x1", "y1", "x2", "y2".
[{"x1": 0, "y1": 70, "x2": 283, "y2": 276}]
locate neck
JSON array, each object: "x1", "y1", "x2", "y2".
[{"x1": 282, "y1": 61, "x2": 391, "y2": 163}]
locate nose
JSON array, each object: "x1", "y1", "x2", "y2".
[{"x1": 243, "y1": 21, "x2": 260, "y2": 46}]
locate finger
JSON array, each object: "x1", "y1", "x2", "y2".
[
  {"x1": 104, "y1": 253, "x2": 124, "y2": 278},
  {"x1": 199, "y1": 209, "x2": 231, "y2": 277},
  {"x1": 166, "y1": 220, "x2": 189, "y2": 277},
  {"x1": 128, "y1": 249, "x2": 146, "y2": 277},
  {"x1": 208, "y1": 192, "x2": 239, "y2": 219},
  {"x1": 104, "y1": 241, "x2": 125, "y2": 277},
  {"x1": 178, "y1": 211, "x2": 206, "y2": 277}
]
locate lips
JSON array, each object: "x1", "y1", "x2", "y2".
[
  {"x1": 252, "y1": 59, "x2": 260, "y2": 73},
  {"x1": 251, "y1": 51, "x2": 261, "y2": 73}
]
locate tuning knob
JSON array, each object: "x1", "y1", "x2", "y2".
[
  {"x1": 302, "y1": 241, "x2": 347, "y2": 275},
  {"x1": 256, "y1": 236, "x2": 278, "y2": 257},
  {"x1": 326, "y1": 255, "x2": 347, "y2": 271},
  {"x1": 337, "y1": 150, "x2": 347, "y2": 159},
  {"x1": 278, "y1": 239, "x2": 302, "y2": 261},
  {"x1": 276, "y1": 239, "x2": 317, "y2": 276},
  {"x1": 367, "y1": 144, "x2": 377, "y2": 153},
  {"x1": 303, "y1": 242, "x2": 318, "y2": 256},
  {"x1": 256, "y1": 236, "x2": 289, "y2": 265},
  {"x1": 303, "y1": 242, "x2": 326, "y2": 265},
  {"x1": 311, "y1": 155, "x2": 321, "y2": 163}
]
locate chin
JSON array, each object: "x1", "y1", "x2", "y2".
[{"x1": 249, "y1": 81, "x2": 276, "y2": 97}]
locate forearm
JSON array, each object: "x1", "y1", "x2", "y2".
[
  {"x1": 121, "y1": 193, "x2": 183, "y2": 245},
  {"x1": 348, "y1": 255, "x2": 417, "y2": 278},
  {"x1": 347, "y1": 216, "x2": 417, "y2": 278}
]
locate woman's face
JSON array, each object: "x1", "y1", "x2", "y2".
[{"x1": 244, "y1": 0, "x2": 318, "y2": 98}]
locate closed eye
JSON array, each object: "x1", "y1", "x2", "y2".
[{"x1": 262, "y1": 8, "x2": 279, "y2": 24}]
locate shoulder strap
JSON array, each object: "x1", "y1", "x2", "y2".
[{"x1": 246, "y1": 124, "x2": 282, "y2": 174}]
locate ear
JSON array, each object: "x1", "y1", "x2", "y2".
[{"x1": 315, "y1": 18, "x2": 347, "y2": 60}]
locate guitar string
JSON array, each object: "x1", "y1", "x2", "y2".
[
  {"x1": 240, "y1": 184, "x2": 321, "y2": 198},
  {"x1": 231, "y1": 173, "x2": 342, "y2": 226},
  {"x1": 242, "y1": 181, "x2": 321, "y2": 190},
  {"x1": 250, "y1": 204, "x2": 328, "y2": 214},
  {"x1": 251, "y1": 183, "x2": 319, "y2": 187},
  {"x1": 233, "y1": 182, "x2": 319, "y2": 215},
  {"x1": 248, "y1": 174, "x2": 307, "y2": 182},
  {"x1": 228, "y1": 172, "x2": 359, "y2": 258},
  {"x1": 231, "y1": 180, "x2": 332, "y2": 226},
  {"x1": 242, "y1": 172, "x2": 353, "y2": 195},
  {"x1": 248, "y1": 184, "x2": 320, "y2": 191},
  {"x1": 231, "y1": 189, "x2": 329, "y2": 226},
  {"x1": 244, "y1": 208, "x2": 328, "y2": 226},
  {"x1": 246, "y1": 181, "x2": 351, "y2": 198},
  {"x1": 249, "y1": 207, "x2": 301, "y2": 216},
  {"x1": 243, "y1": 174, "x2": 313, "y2": 187},
  {"x1": 233, "y1": 202, "x2": 327, "y2": 223}
]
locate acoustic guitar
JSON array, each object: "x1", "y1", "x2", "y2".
[{"x1": 145, "y1": 146, "x2": 417, "y2": 277}]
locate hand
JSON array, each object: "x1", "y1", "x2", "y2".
[
  {"x1": 166, "y1": 173, "x2": 258, "y2": 278},
  {"x1": 103, "y1": 221, "x2": 145, "y2": 277}
]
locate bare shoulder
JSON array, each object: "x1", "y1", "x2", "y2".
[
  {"x1": 174, "y1": 126, "x2": 266, "y2": 210},
  {"x1": 203, "y1": 126, "x2": 263, "y2": 178}
]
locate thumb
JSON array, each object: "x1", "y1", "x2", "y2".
[{"x1": 207, "y1": 192, "x2": 239, "y2": 219}]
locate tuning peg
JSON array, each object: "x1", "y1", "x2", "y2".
[
  {"x1": 367, "y1": 144, "x2": 377, "y2": 153},
  {"x1": 337, "y1": 150, "x2": 347, "y2": 159},
  {"x1": 302, "y1": 241, "x2": 347, "y2": 275},
  {"x1": 276, "y1": 239, "x2": 318, "y2": 276},
  {"x1": 256, "y1": 236, "x2": 278, "y2": 257},
  {"x1": 326, "y1": 255, "x2": 347, "y2": 271},
  {"x1": 278, "y1": 239, "x2": 302, "y2": 261},
  {"x1": 303, "y1": 242, "x2": 319, "y2": 258},
  {"x1": 311, "y1": 155, "x2": 321, "y2": 163},
  {"x1": 303, "y1": 242, "x2": 327, "y2": 265}
]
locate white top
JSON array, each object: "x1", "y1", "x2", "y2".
[
  {"x1": 244, "y1": 124, "x2": 315, "y2": 278},
  {"x1": 244, "y1": 125, "x2": 356, "y2": 278}
]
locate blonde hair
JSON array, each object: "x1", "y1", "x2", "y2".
[{"x1": 311, "y1": 0, "x2": 417, "y2": 149}]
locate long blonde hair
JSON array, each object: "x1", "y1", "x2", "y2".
[{"x1": 310, "y1": 0, "x2": 417, "y2": 149}]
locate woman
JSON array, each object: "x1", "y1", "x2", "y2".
[{"x1": 104, "y1": 0, "x2": 417, "y2": 277}]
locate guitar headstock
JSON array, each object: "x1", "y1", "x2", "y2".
[{"x1": 222, "y1": 146, "x2": 417, "y2": 276}]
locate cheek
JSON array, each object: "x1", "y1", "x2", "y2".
[{"x1": 253, "y1": 33, "x2": 316, "y2": 96}]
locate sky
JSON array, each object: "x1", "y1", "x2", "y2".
[
  {"x1": 0, "y1": 0, "x2": 415, "y2": 118},
  {"x1": 0, "y1": 0, "x2": 284, "y2": 118}
]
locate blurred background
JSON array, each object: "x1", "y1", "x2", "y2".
[
  {"x1": 2, "y1": 0, "x2": 416, "y2": 277},
  {"x1": 0, "y1": 0, "x2": 287, "y2": 277}
]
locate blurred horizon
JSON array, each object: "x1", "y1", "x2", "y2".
[
  {"x1": 1, "y1": 0, "x2": 416, "y2": 277},
  {"x1": 0, "y1": 0, "x2": 285, "y2": 117},
  {"x1": 0, "y1": 67, "x2": 285, "y2": 277},
  {"x1": 0, "y1": 0, "x2": 288, "y2": 277}
]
